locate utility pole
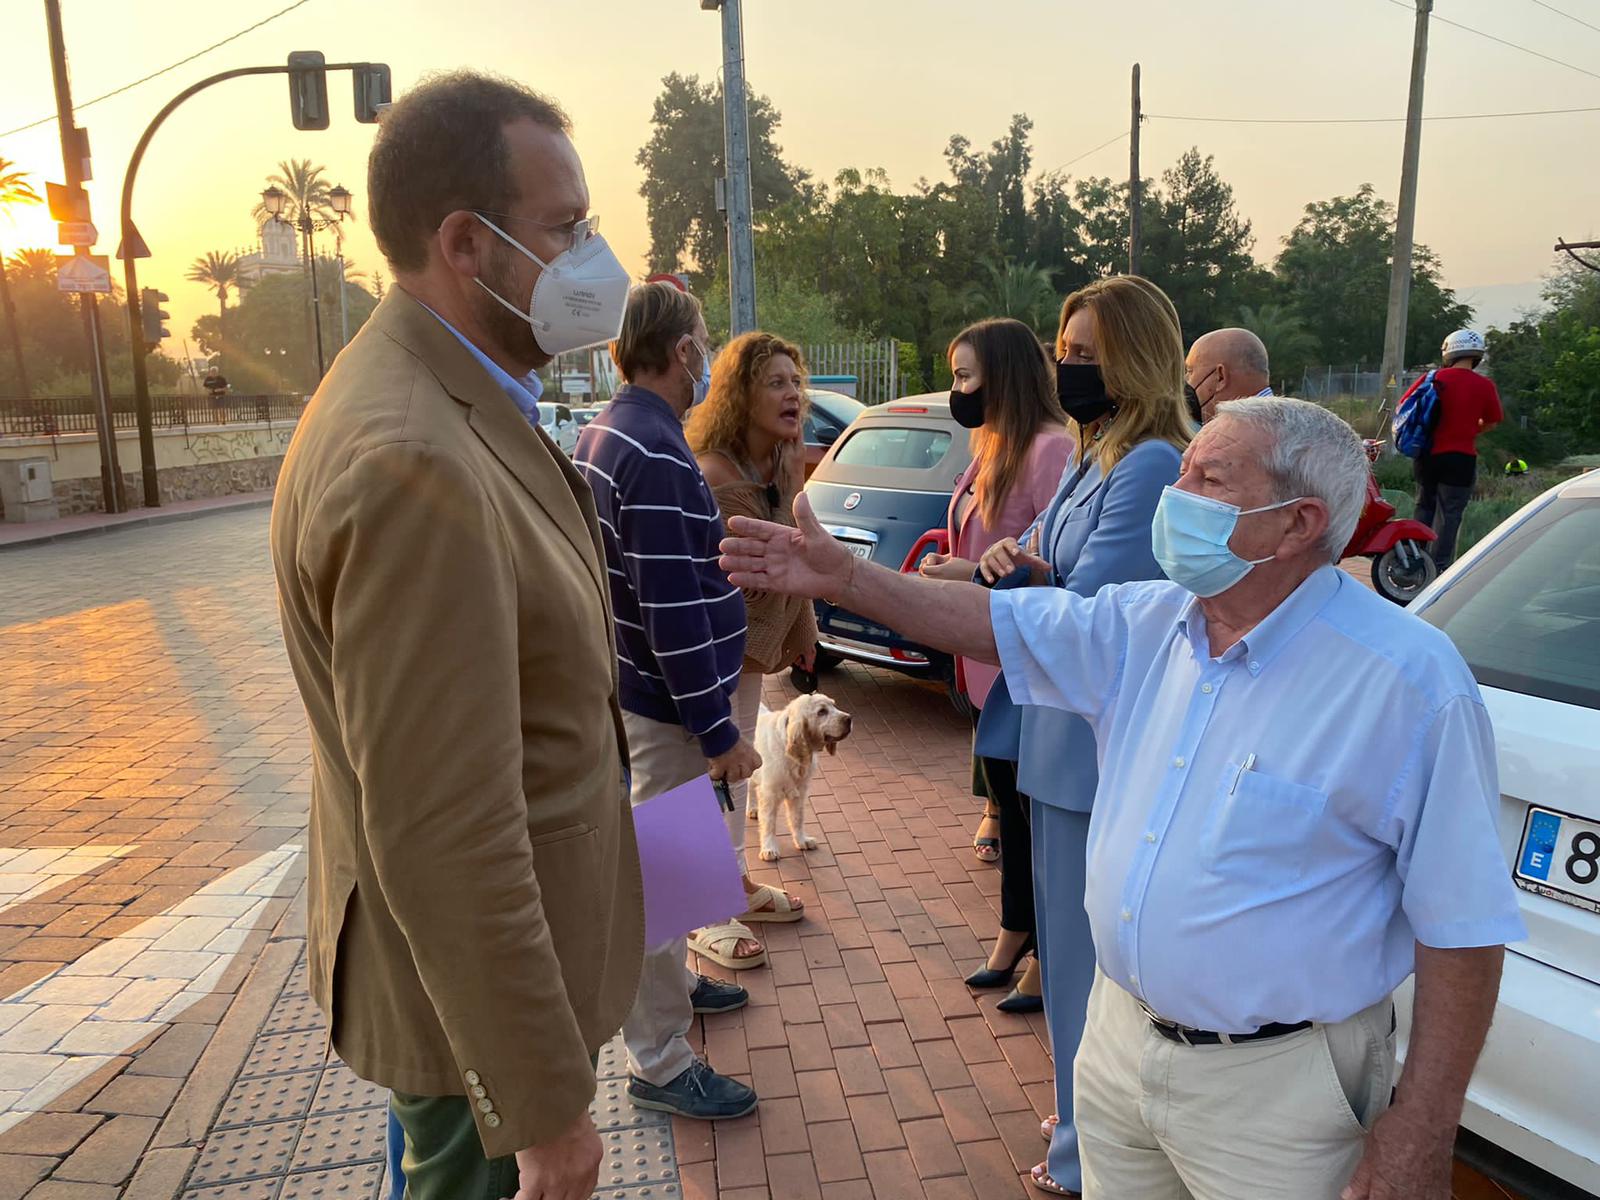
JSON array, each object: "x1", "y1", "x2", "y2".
[
  {"x1": 1129, "y1": 63, "x2": 1143, "y2": 276},
  {"x1": 44, "y1": 0, "x2": 124, "y2": 512},
  {"x1": 704, "y1": 0, "x2": 757, "y2": 333},
  {"x1": 1378, "y1": 0, "x2": 1432, "y2": 411}
]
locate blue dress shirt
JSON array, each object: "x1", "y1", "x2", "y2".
[
  {"x1": 423, "y1": 305, "x2": 544, "y2": 427},
  {"x1": 975, "y1": 440, "x2": 1180, "y2": 811},
  {"x1": 991, "y1": 565, "x2": 1528, "y2": 1033}
]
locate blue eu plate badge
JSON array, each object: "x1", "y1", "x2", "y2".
[{"x1": 1517, "y1": 810, "x2": 1562, "y2": 881}]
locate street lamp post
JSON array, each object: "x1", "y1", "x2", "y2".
[{"x1": 261, "y1": 182, "x2": 352, "y2": 383}]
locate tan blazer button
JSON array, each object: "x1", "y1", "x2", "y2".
[
  {"x1": 477, "y1": 1098, "x2": 494, "y2": 1113},
  {"x1": 471, "y1": 1085, "x2": 487, "y2": 1099},
  {"x1": 485, "y1": 1113, "x2": 502, "y2": 1128},
  {"x1": 465, "y1": 1070, "x2": 481, "y2": 1086}
]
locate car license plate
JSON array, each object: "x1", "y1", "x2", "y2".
[
  {"x1": 1515, "y1": 806, "x2": 1600, "y2": 915},
  {"x1": 842, "y1": 541, "x2": 873, "y2": 561}
]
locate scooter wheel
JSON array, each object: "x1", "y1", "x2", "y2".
[{"x1": 1371, "y1": 542, "x2": 1437, "y2": 605}]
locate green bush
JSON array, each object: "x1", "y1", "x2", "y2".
[{"x1": 1373, "y1": 456, "x2": 1414, "y2": 492}]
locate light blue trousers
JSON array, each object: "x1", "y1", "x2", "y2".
[{"x1": 1033, "y1": 799, "x2": 1097, "y2": 1192}]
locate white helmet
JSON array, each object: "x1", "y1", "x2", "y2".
[{"x1": 1441, "y1": 328, "x2": 1486, "y2": 364}]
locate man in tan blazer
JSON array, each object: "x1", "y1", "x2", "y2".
[{"x1": 270, "y1": 71, "x2": 641, "y2": 1200}]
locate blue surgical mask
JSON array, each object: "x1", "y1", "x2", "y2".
[
  {"x1": 684, "y1": 341, "x2": 712, "y2": 407},
  {"x1": 1151, "y1": 486, "x2": 1304, "y2": 598}
]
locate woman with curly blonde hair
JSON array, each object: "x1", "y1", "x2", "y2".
[{"x1": 686, "y1": 331, "x2": 817, "y2": 931}]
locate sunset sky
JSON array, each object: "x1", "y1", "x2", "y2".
[{"x1": 3, "y1": 0, "x2": 1598, "y2": 348}]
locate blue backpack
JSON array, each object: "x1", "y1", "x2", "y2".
[{"x1": 1392, "y1": 370, "x2": 1441, "y2": 458}]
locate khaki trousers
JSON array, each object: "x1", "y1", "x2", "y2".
[{"x1": 1074, "y1": 970, "x2": 1396, "y2": 1200}]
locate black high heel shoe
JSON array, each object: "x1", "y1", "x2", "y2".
[
  {"x1": 965, "y1": 935, "x2": 1035, "y2": 990},
  {"x1": 997, "y1": 955, "x2": 1044, "y2": 1014}
]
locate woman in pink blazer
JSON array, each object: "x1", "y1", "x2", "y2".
[{"x1": 919, "y1": 318, "x2": 1074, "y2": 1010}]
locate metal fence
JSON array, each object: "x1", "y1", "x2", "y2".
[
  {"x1": 1296, "y1": 367, "x2": 1429, "y2": 403},
  {"x1": 0, "y1": 394, "x2": 305, "y2": 438},
  {"x1": 803, "y1": 339, "x2": 902, "y2": 405}
]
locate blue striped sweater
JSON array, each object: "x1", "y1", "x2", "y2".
[{"x1": 573, "y1": 385, "x2": 746, "y2": 757}]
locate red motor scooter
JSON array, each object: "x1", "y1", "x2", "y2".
[{"x1": 1344, "y1": 438, "x2": 1438, "y2": 605}]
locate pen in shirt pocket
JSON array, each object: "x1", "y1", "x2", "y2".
[{"x1": 1229, "y1": 753, "x2": 1258, "y2": 796}]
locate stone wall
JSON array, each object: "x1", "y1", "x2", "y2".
[
  {"x1": 0, "y1": 421, "x2": 294, "y2": 521},
  {"x1": 40, "y1": 456, "x2": 285, "y2": 517}
]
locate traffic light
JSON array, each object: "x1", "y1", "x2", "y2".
[
  {"x1": 352, "y1": 63, "x2": 391, "y2": 123},
  {"x1": 287, "y1": 51, "x2": 330, "y2": 131},
  {"x1": 140, "y1": 289, "x2": 170, "y2": 349}
]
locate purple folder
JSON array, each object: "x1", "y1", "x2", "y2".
[{"x1": 632, "y1": 774, "x2": 747, "y2": 948}]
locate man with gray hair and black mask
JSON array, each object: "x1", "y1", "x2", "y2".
[
  {"x1": 719, "y1": 397, "x2": 1525, "y2": 1200},
  {"x1": 1185, "y1": 327, "x2": 1272, "y2": 424}
]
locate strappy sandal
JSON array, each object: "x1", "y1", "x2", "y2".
[
  {"x1": 973, "y1": 809, "x2": 1001, "y2": 864},
  {"x1": 738, "y1": 883, "x2": 805, "y2": 924},
  {"x1": 1029, "y1": 1163, "x2": 1078, "y2": 1196},
  {"x1": 687, "y1": 921, "x2": 768, "y2": 971}
]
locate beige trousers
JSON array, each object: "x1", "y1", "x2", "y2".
[{"x1": 1073, "y1": 970, "x2": 1396, "y2": 1200}]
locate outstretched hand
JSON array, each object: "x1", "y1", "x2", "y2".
[{"x1": 720, "y1": 493, "x2": 854, "y2": 600}]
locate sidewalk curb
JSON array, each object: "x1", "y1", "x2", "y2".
[{"x1": 0, "y1": 494, "x2": 274, "y2": 552}]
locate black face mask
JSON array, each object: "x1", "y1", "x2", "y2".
[
  {"x1": 1183, "y1": 382, "x2": 1204, "y2": 426},
  {"x1": 949, "y1": 385, "x2": 986, "y2": 429},
  {"x1": 1057, "y1": 361, "x2": 1115, "y2": 424}
]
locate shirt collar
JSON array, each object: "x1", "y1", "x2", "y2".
[
  {"x1": 1255, "y1": 385, "x2": 1275, "y2": 397},
  {"x1": 1177, "y1": 564, "x2": 1344, "y2": 675},
  {"x1": 418, "y1": 303, "x2": 543, "y2": 427}
]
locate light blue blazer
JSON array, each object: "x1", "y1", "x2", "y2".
[{"x1": 975, "y1": 438, "x2": 1182, "y2": 811}]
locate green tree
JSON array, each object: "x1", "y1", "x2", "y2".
[
  {"x1": 193, "y1": 260, "x2": 378, "y2": 393},
  {"x1": 1273, "y1": 184, "x2": 1471, "y2": 368},
  {"x1": 1, "y1": 156, "x2": 42, "y2": 397},
  {"x1": 962, "y1": 257, "x2": 1057, "y2": 332},
  {"x1": 1485, "y1": 264, "x2": 1600, "y2": 459},
  {"x1": 637, "y1": 73, "x2": 809, "y2": 280},
  {"x1": 1237, "y1": 303, "x2": 1321, "y2": 394},
  {"x1": 0, "y1": 249, "x2": 180, "y2": 394},
  {"x1": 1142, "y1": 149, "x2": 1273, "y2": 340},
  {"x1": 186, "y1": 251, "x2": 241, "y2": 368}
]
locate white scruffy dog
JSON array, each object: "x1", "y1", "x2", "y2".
[{"x1": 749, "y1": 693, "x2": 853, "y2": 861}]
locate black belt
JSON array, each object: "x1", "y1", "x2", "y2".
[{"x1": 1145, "y1": 1013, "x2": 1312, "y2": 1047}]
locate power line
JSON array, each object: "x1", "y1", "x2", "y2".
[
  {"x1": 1146, "y1": 104, "x2": 1600, "y2": 125},
  {"x1": 1, "y1": 0, "x2": 315, "y2": 139},
  {"x1": 1382, "y1": 0, "x2": 1600, "y2": 83},
  {"x1": 1527, "y1": 0, "x2": 1600, "y2": 37},
  {"x1": 1042, "y1": 130, "x2": 1130, "y2": 176}
]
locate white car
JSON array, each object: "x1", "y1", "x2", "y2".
[{"x1": 1404, "y1": 468, "x2": 1600, "y2": 1194}]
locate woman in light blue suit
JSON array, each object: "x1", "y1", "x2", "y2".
[{"x1": 974, "y1": 275, "x2": 1192, "y2": 1197}]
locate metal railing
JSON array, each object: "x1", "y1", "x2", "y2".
[{"x1": 0, "y1": 394, "x2": 305, "y2": 438}]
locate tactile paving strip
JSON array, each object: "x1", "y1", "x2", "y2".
[
  {"x1": 309, "y1": 1061, "x2": 387, "y2": 1116},
  {"x1": 279, "y1": 1162, "x2": 384, "y2": 1198},
  {"x1": 597, "y1": 1125, "x2": 678, "y2": 1191},
  {"x1": 592, "y1": 1073, "x2": 671, "y2": 1133},
  {"x1": 289, "y1": 1108, "x2": 387, "y2": 1173},
  {"x1": 214, "y1": 1068, "x2": 320, "y2": 1129},
  {"x1": 240, "y1": 1028, "x2": 329, "y2": 1079},
  {"x1": 187, "y1": 1120, "x2": 300, "y2": 1186},
  {"x1": 594, "y1": 1185, "x2": 682, "y2": 1200}
]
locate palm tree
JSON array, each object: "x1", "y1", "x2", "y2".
[
  {"x1": 4, "y1": 249, "x2": 58, "y2": 282},
  {"x1": 1237, "y1": 303, "x2": 1321, "y2": 391},
  {"x1": 0, "y1": 157, "x2": 41, "y2": 398},
  {"x1": 964, "y1": 257, "x2": 1059, "y2": 332},
  {"x1": 187, "y1": 251, "x2": 241, "y2": 367},
  {"x1": 250, "y1": 159, "x2": 345, "y2": 230}
]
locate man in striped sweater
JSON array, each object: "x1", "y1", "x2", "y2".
[{"x1": 573, "y1": 282, "x2": 761, "y2": 1121}]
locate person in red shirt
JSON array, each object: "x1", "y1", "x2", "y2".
[{"x1": 1409, "y1": 328, "x2": 1502, "y2": 569}]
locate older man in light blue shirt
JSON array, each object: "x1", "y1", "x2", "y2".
[{"x1": 719, "y1": 396, "x2": 1525, "y2": 1200}]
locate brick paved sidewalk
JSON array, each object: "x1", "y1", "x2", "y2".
[{"x1": 0, "y1": 506, "x2": 1523, "y2": 1200}]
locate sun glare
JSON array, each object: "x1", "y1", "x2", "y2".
[{"x1": 0, "y1": 198, "x2": 65, "y2": 257}]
